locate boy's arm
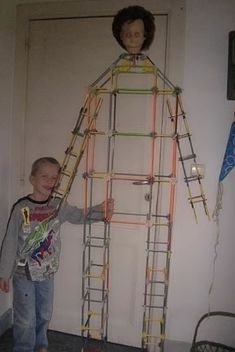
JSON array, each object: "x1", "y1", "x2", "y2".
[
  {"x1": 60, "y1": 199, "x2": 114, "y2": 224},
  {"x1": 0, "y1": 204, "x2": 20, "y2": 283},
  {"x1": 87, "y1": 199, "x2": 114, "y2": 222}
]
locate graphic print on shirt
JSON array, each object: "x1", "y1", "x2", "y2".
[
  {"x1": 21, "y1": 207, "x2": 30, "y2": 225},
  {"x1": 21, "y1": 206, "x2": 31, "y2": 233},
  {"x1": 26, "y1": 217, "x2": 60, "y2": 281},
  {"x1": 20, "y1": 204, "x2": 59, "y2": 267},
  {"x1": 31, "y1": 228, "x2": 55, "y2": 266}
]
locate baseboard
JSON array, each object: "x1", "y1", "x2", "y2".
[
  {"x1": 165, "y1": 339, "x2": 191, "y2": 352},
  {"x1": 0, "y1": 308, "x2": 13, "y2": 336}
]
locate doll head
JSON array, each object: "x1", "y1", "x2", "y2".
[{"x1": 112, "y1": 6, "x2": 155, "y2": 53}]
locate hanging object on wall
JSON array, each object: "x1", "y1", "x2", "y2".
[
  {"x1": 210, "y1": 118, "x2": 235, "y2": 309},
  {"x1": 213, "y1": 118, "x2": 235, "y2": 221},
  {"x1": 227, "y1": 31, "x2": 235, "y2": 100}
]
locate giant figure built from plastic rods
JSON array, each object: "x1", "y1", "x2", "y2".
[{"x1": 49, "y1": 5, "x2": 209, "y2": 352}]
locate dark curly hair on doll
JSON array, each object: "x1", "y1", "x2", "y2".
[{"x1": 112, "y1": 5, "x2": 155, "y2": 52}]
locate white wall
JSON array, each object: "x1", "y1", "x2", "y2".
[
  {"x1": 167, "y1": 0, "x2": 235, "y2": 344},
  {"x1": 0, "y1": 0, "x2": 235, "y2": 345}
]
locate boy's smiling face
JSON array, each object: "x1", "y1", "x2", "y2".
[
  {"x1": 30, "y1": 162, "x2": 59, "y2": 201},
  {"x1": 120, "y1": 19, "x2": 145, "y2": 53}
]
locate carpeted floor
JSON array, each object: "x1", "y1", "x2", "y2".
[{"x1": 0, "y1": 329, "x2": 141, "y2": 352}]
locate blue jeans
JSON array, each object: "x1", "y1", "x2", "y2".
[{"x1": 13, "y1": 275, "x2": 54, "y2": 352}]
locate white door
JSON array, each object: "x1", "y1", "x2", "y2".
[{"x1": 14, "y1": 1, "x2": 185, "y2": 347}]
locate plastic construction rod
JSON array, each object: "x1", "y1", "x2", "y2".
[
  {"x1": 112, "y1": 130, "x2": 174, "y2": 138},
  {"x1": 81, "y1": 98, "x2": 111, "y2": 346},
  {"x1": 115, "y1": 67, "x2": 155, "y2": 74},
  {"x1": 110, "y1": 219, "x2": 147, "y2": 226},
  {"x1": 85, "y1": 172, "x2": 175, "y2": 184},
  {"x1": 142, "y1": 91, "x2": 169, "y2": 351},
  {"x1": 143, "y1": 336, "x2": 165, "y2": 344},
  {"x1": 150, "y1": 88, "x2": 157, "y2": 178},
  {"x1": 50, "y1": 99, "x2": 101, "y2": 213},
  {"x1": 116, "y1": 88, "x2": 155, "y2": 95},
  {"x1": 85, "y1": 287, "x2": 108, "y2": 294},
  {"x1": 112, "y1": 131, "x2": 154, "y2": 137},
  {"x1": 62, "y1": 52, "x2": 212, "y2": 352},
  {"x1": 81, "y1": 326, "x2": 103, "y2": 333},
  {"x1": 147, "y1": 55, "x2": 176, "y2": 90},
  {"x1": 89, "y1": 55, "x2": 122, "y2": 89},
  {"x1": 89, "y1": 53, "x2": 178, "y2": 95}
]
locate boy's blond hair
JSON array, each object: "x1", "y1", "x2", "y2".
[{"x1": 31, "y1": 157, "x2": 60, "y2": 176}]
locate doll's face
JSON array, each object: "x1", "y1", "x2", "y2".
[{"x1": 120, "y1": 19, "x2": 145, "y2": 53}]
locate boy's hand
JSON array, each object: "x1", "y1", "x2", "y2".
[
  {"x1": 0, "y1": 278, "x2": 10, "y2": 293},
  {"x1": 102, "y1": 198, "x2": 114, "y2": 220}
]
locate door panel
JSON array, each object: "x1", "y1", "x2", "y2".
[{"x1": 22, "y1": 10, "x2": 168, "y2": 346}]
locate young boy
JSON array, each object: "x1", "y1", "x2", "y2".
[{"x1": 0, "y1": 157, "x2": 113, "y2": 352}]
